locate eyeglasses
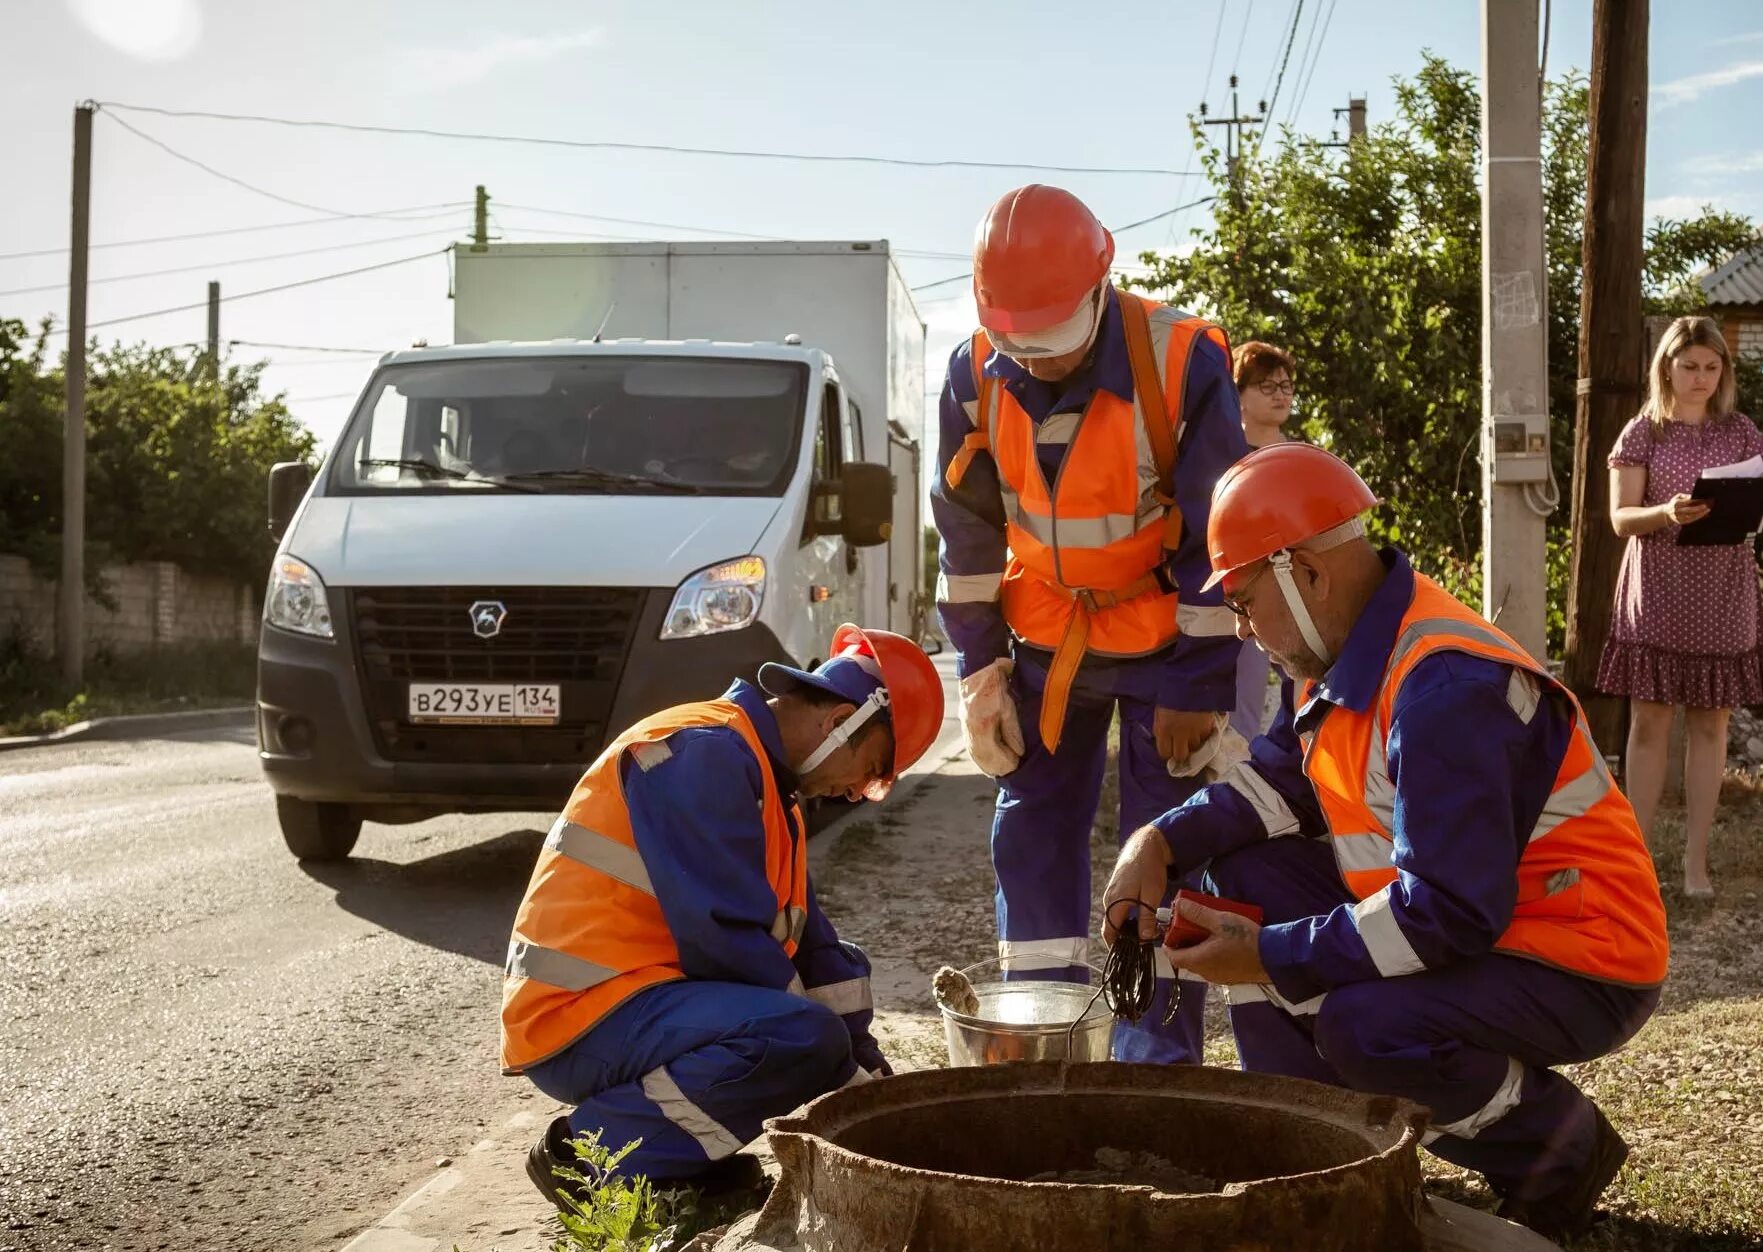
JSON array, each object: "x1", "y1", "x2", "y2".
[
  {"x1": 1255, "y1": 379, "x2": 1296, "y2": 397},
  {"x1": 1222, "y1": 564, "x2": 1270, "y2": 617}
]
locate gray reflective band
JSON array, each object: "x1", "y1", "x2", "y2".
[
  {"x1": 640, "y1": 1065, "x2": 744, "y2": 1159},
  {"x1": 1176, "y1": 604, "x2": 1239, "y2": 638},
  {"x1": 1530, "y1": 767, "x2": 1609, "y2": 843},
  {"x1": 1037, "y1": 412, "x2": 1082, "y2": 446},
  {"x1": 1225, "y1": 982, "x2": 1328, "y2": 1016},
  {"x1": 629, "y1": 740, "x2": 674, "y2": 772},
  {"x1": 1011, "y1": 508, "x2": 1155, "y2": 551},
  {"x1": 505, "y1": 939, "x2": 620, "y2": 992},
  {"x1": 1333, "y1": 832, "x2": 1397, "y2": 875},
  {"x1": 1425, "y1": 1057, "x2": 1525, "y2": 1143},
  {"x1": 1222, "y1": 760, "x2": 1300, "y2": 837},
  {"x1": 805, "y1": 977, "x2": 873, "y2": 1016},
  {"x1": 1350, "y1": 887, "x2": 1426, "y2": 977},
  {"x1": 771, "y1": 906, "x2": 807, "y2": 945},
  {"x1": 937, "y1": 571, "x2": 1004, "y2": 604},
  {"x1": 1507, "y1": 670, "x2": 1541, "y2": 723},
  {"x1": 545, "y1": 817, "x2": 655, "y2": 894},
  {"x1": 998, "y1": 936, "x2": 1089, "y2": 970},
  {"x1": 1387, "y1": 616, "x2": 1531, "y2": 680}
]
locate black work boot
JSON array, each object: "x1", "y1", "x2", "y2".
[
  {"x1": 525, "y1": 1116, "x2": 589, "y2": 1213},
  {"x1": 1496, "y1": 1104, "x2": 1630, "y2": 1241}
]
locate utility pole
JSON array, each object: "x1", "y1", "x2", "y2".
[
  {"x1": 1323, "y1": 97, "x2": 1368, "y2": 148},
  {"x1": 471, "y1": 184, "x2": 490, "y2": 252},
  {"x1": 206, "y1": 280, "x2": 220, "y2": 372},
  {"x1": 60, "y1": 102, "x2": 93, "y2": 685},
  {"x1": 1200, "y1": 75, "x2": 1267, "y2": 187},
  {"x1": 1479, "y1": 0, "x2": 1551, "y2": 661},
  {"x1": 1565, "y1": 0, "x2": 1649, "y2": 761}
]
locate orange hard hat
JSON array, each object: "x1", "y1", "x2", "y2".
[
  {"x1": 829, "y1": 623, "x2": 945, "y2": 799},
  {"x1": 1201, "y1": 444, "x2": 1380, "y2": 591},
  {"x1": 972, "y1": 185, "x2": 1116, "y2": 335}
]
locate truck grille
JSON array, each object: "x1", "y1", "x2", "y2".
[{"x1": 347, "y1": 586, "x2": 645, "y2": 765}]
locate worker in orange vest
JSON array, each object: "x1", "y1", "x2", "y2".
[
  {"x1": 932, "y1": 184, "x2": 1250, "y2": 1061},
  {"x1": 1104, "y1": 444, "x2": 1668, "y2": 1241},
  {"x1": 502, "y1": 625, "x2": 944, "y2": 1208}
]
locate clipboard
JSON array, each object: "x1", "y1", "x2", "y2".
[{"x1": 1677, "y1": 475, "x2": 1763, "y2": 546}]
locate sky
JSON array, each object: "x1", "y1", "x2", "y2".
[{"x1": 4, "y1": 0, "x2": 1763, "y2": 459}]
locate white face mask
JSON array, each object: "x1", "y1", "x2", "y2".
[{"x1": 987, "y1": 286, "x2": 1104, "y2": 361}]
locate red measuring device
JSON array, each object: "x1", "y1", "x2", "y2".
[{"x1": 1163, "y1": 889, "x2": 1264, "y2": 949}]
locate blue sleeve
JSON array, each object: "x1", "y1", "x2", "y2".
[
  {"x1": 623, "y1": 728, "x2": 802, "y2": 992},
  {"x1": 1158, "y1": 335, "x2": 1250, "y2": 711},
  {"x1": 793, "y1": 879, "x2": 886, "y2": 1073},
  {"x1": 1151, "y1": 677, "x2": 1323, "y2": 876},
  {"x1": 929, "y1": 337, "x2": 1011, "y2": 678},
  {"x1": 1258, "y1": 656, "x2": 1572, "y2": 1003}
]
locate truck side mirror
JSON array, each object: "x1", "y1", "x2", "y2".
[
  {"x1": 268, "y1": 461, "x2": 314, "y2": 541},
  {"x1": 838, "y1": 462, "x2": 894, "y2": 548}
]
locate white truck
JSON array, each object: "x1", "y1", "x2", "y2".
[{"x1": 256, "y1": 240, "x2": 927, "y2": 860}]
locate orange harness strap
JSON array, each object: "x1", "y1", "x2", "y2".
[{"x1": 1037, "y1": 573, "x2": 1162, "y2": 752}]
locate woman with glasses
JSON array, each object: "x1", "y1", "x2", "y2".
[
  {"x1": 1234, "y1": 341, "x2": 1297, "y2": 449},
  {"x1": 1228, "y1": 341, "x2": 1298, "y2": 738}
]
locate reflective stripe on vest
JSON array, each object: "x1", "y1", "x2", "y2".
[
  {"x1": 1300, "y1": 575, "x2": 1668, "y2": 988},
  {"x1": 500, "y1": 699, "x2": 809, "y2": 1074}
]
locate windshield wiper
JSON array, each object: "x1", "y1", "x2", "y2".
[
  {"x1": 355, "y1": 457, "x2": 541, "y2": 491},
  {"x1": 500, "y1": 467, "x2": 707, "y2": 494}
]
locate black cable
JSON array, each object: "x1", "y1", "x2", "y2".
[
  {"x1": 1287, "y1": 0, "x2": 1341, "y2": 129},
  {"x1": 1200, "y1": 0, "x2": 1229, "y2": 111},
  {"x1": 0, "y1": 204, "x2": 468, "y2": 263},
  {"x1": 98, "y1": 100, "x2": 1208, "y2": 178},
  {"x1": 101, "y1": 110, "x2": 460, "y2": 222},
  {"x1": 1261, "y1": 0, "x2": 1308, "y2": 135}
]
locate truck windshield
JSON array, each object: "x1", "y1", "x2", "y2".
[{"x1": 329, "y1": 355, "x2": 809, "y2": 496}]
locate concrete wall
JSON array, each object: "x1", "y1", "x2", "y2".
[{"x1": 0, "y1": 554, "x2": 256, "y2": 656}]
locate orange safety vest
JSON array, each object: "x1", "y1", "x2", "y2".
[
  {"x1": 500, "y1": 699, "x2": 809, "y2": 1074},
  {"x1": 945, "y1": 290, "x2": 1232, "y2": 751},
  {"x1": 1299, "y1": 575, "x2": 1668, "y2": 988}
]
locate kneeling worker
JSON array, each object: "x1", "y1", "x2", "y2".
[
  {"x1": 502, "y1": 624, "x2": 944, "y2": 1207},
  {"x1": 1104, "y1": 444, "x2": 1667, "y2": 1241}
]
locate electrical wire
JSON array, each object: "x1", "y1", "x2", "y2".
[
  {"x1": 1287, "y1": 0, "x2": 1341, "y2": 128},
  {"x1": 1261, "y1": 0, "x2": 1308, "y2": 133},
  {"x1": 228, "y1": 338, "x2": 389, "y2": 354},
  {"x1": 0, "y1": 204, "x2": 469, "y2": 263},
  {"x1": 1230, "y1": 0, "x2": 1257, "y2": 82},
  {"x1": 1259, "y1": 0, "x2": 1301, "y2": 107},
  {"x1": 1279, "y1": 0, "x2": 1325, "y2": 129},
  {"x1": 1200, "y1": 0, "x2": 1229, "y2": 112},
  {"x1": 97, "y1": 101, "x2": 1208, "y2": 179},
  {"x1": 48, "y1": 248, "x2": 443, "y2": 334},
  {"x1": 101, "y1": 110, "x2": 461, "y2": 222},
  {"x1": 909, "y1": 195, "x2": 1219, "y2": 293},
  {"x1": 496, "y1": 202, "x2": 778, "y2": 241},
  {"x1": 0, "y1": 225, "x2": 464, "y2": 298}
]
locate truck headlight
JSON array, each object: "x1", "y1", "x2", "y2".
[
  {"x1": 661, "y1": 557, "x2": 766, "y2": 640},
  {"x1": 264, "y1": 555, "x2": 335, "y2": 639}
]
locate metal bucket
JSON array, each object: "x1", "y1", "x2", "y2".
[{"x1": 939, "y1": 957, "x2": 1113, "y2": 1066}]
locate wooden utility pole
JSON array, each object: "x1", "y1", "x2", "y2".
[
  {"x1": 1201, "y1": 76, "x2": 1267, "y2": 187},
  {"x1": 471, "y1": 184, "x2": 490, "y2": 252},
  {"x1": 59, "y1": 102, "x2": 94, "y2": 684},
  {"x1": 1479, "y1": 0, "x2": 1551, "y2": 661},
  {"x1": 1564, "y1": 0, "x2": 1649, "y2": 764},
  {"x1": 206, "y1": 280, "x2": 221, "y2": 370}
]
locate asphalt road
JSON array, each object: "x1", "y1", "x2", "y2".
[{"x1": 0, "y1": 724, "x2": 544, "y2": 1252}]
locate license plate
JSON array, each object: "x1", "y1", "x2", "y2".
[{"x1": 407, "y1": 683, "x2": 560, "y2": 725}]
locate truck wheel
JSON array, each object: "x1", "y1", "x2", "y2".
[{"x1": 276, "y1": 796, "x2": 362, "y2": 861}]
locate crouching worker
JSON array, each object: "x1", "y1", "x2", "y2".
[
  {"x1": 1103, "y1": 444, "x2": 1668, "y2": 1242},
  {"x1": 502, "y1": 624, "x2": 944, "y2": 1210}
]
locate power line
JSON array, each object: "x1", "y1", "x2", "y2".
[
  {"x1": 48, "y1": 249, "x2": 443, "y2": 335},
  {"x1": 497, "y1": 202, "x2": 777, "y2": 241},
  {"x1": 1230, "y1": 0, "x2": 1257, "y2": 77},
  {"x1": 1260, "y1": 0, "x2": 1302, "y2": 108},
  {"x1": 0, "y1": 225, "x2": 463, "y2": 298},
  {"x1": 493, "y1": 211, "x2": 970, "y2": 261},
  {"x1": 1200, "y1": 0, "x2": 1229, "y2": 109},
  {"x1": 1287, "y1": 0, "x2": 1340, "y2": 128},
  {"x1": 1261, "y1": 0, "x2": 1308, "y2": 136},
  {"x1": 909, "y1": 196, "x2": 1218, "y2": 292},
  {"x1": 98, "y1": 101, "x2": 1207, "y2": 179},
  {"x1": 0, "y1": 204, "x2": 468, "y2": 263},
  {"x1": 229, "y1": 338, "x2": 389, "y2": 354},
  {"x1": 101, "y1": 110, "x2": 462, "y2": 222},
  {"x1": 283, "y1": 391, "x2": 360, "y2": 404}
]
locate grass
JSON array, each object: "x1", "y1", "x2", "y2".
[{"x1": 0, "y1": 633, "x2": 257, "y2": 736}]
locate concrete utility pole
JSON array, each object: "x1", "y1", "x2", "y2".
[
  {"x1": 1324, "y1": 97, "x2": 1368, "y2": 149},
  {"x1": 1200, "y1": 76, "x2": 1267, "y2": 186},
  {"x1": 471, "y1": 184, "x2": 490, "y2": 252},
  {"x1": 206, "y1": 281, "x2": 220, "y2": 371},
  {"x1": 1479, "y1": 0, "x2": 1551, "y2": 661},
  {"x1": 1565, "y1": 0, "x2": 1649, "y2": 760},
  {"x1": 60, "y1": 102, "x2": 94, "y2": 685}
]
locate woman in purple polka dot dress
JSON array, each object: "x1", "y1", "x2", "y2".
[{"x1": 1599, "y1": 316, "x2": 1760, "y2": 899}]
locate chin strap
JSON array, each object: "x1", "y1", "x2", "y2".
[
  {"x1": 797, "y1": 688, "x2": 890, "y2": 775},
  {"x1": 1266, "y1": 516, "x2": 1366, "y2": 671}
]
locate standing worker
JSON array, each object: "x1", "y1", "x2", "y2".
[
  {"x1": 1104, "y1": 444, "x2": 1667, "y2": 1241},
  {"x1": 933, "y1": 184, "x2": 1250, "y2": 1061},
  {"x1": 502, "y1": 625, "x2": 944, "y2": 1207}
]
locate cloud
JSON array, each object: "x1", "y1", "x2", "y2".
[
  {"x1": 1722, "y1": 152, "x2": 1763, "y2": 173},
  {"x1": 67, "y1": 0, "x2": 200, "y2": 60},
  {"x1": 391, "y1": 28, "x2": 603, "y2": 91},
  {"x1": 1645, "y1": 194, "x2": 1720, "y2": 220},
  {"x1": 1653, "y1": 59, "x2": 1763, "y2": 106},
  {"x1": 1719, "y1": 31, "x2": 1763, "y2": 46}
]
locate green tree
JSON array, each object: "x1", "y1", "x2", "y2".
[
  {"x1": 0, "y1": 318, "x2": 317, "y2": 588},
  {"x1": 1129, "y1": 55, "x2": 1760, "y2": 653}
]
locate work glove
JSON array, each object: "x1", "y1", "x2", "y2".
[
  {"x1": 852, "y1": 1035, "x2": 892, "y2": 1078},
  {"x1": 958, "y1": 658, "x2": 1025, "y2": 777},
  {"x1": 1164, "y1": 712, "x2": 1251, "y2": 782}
]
